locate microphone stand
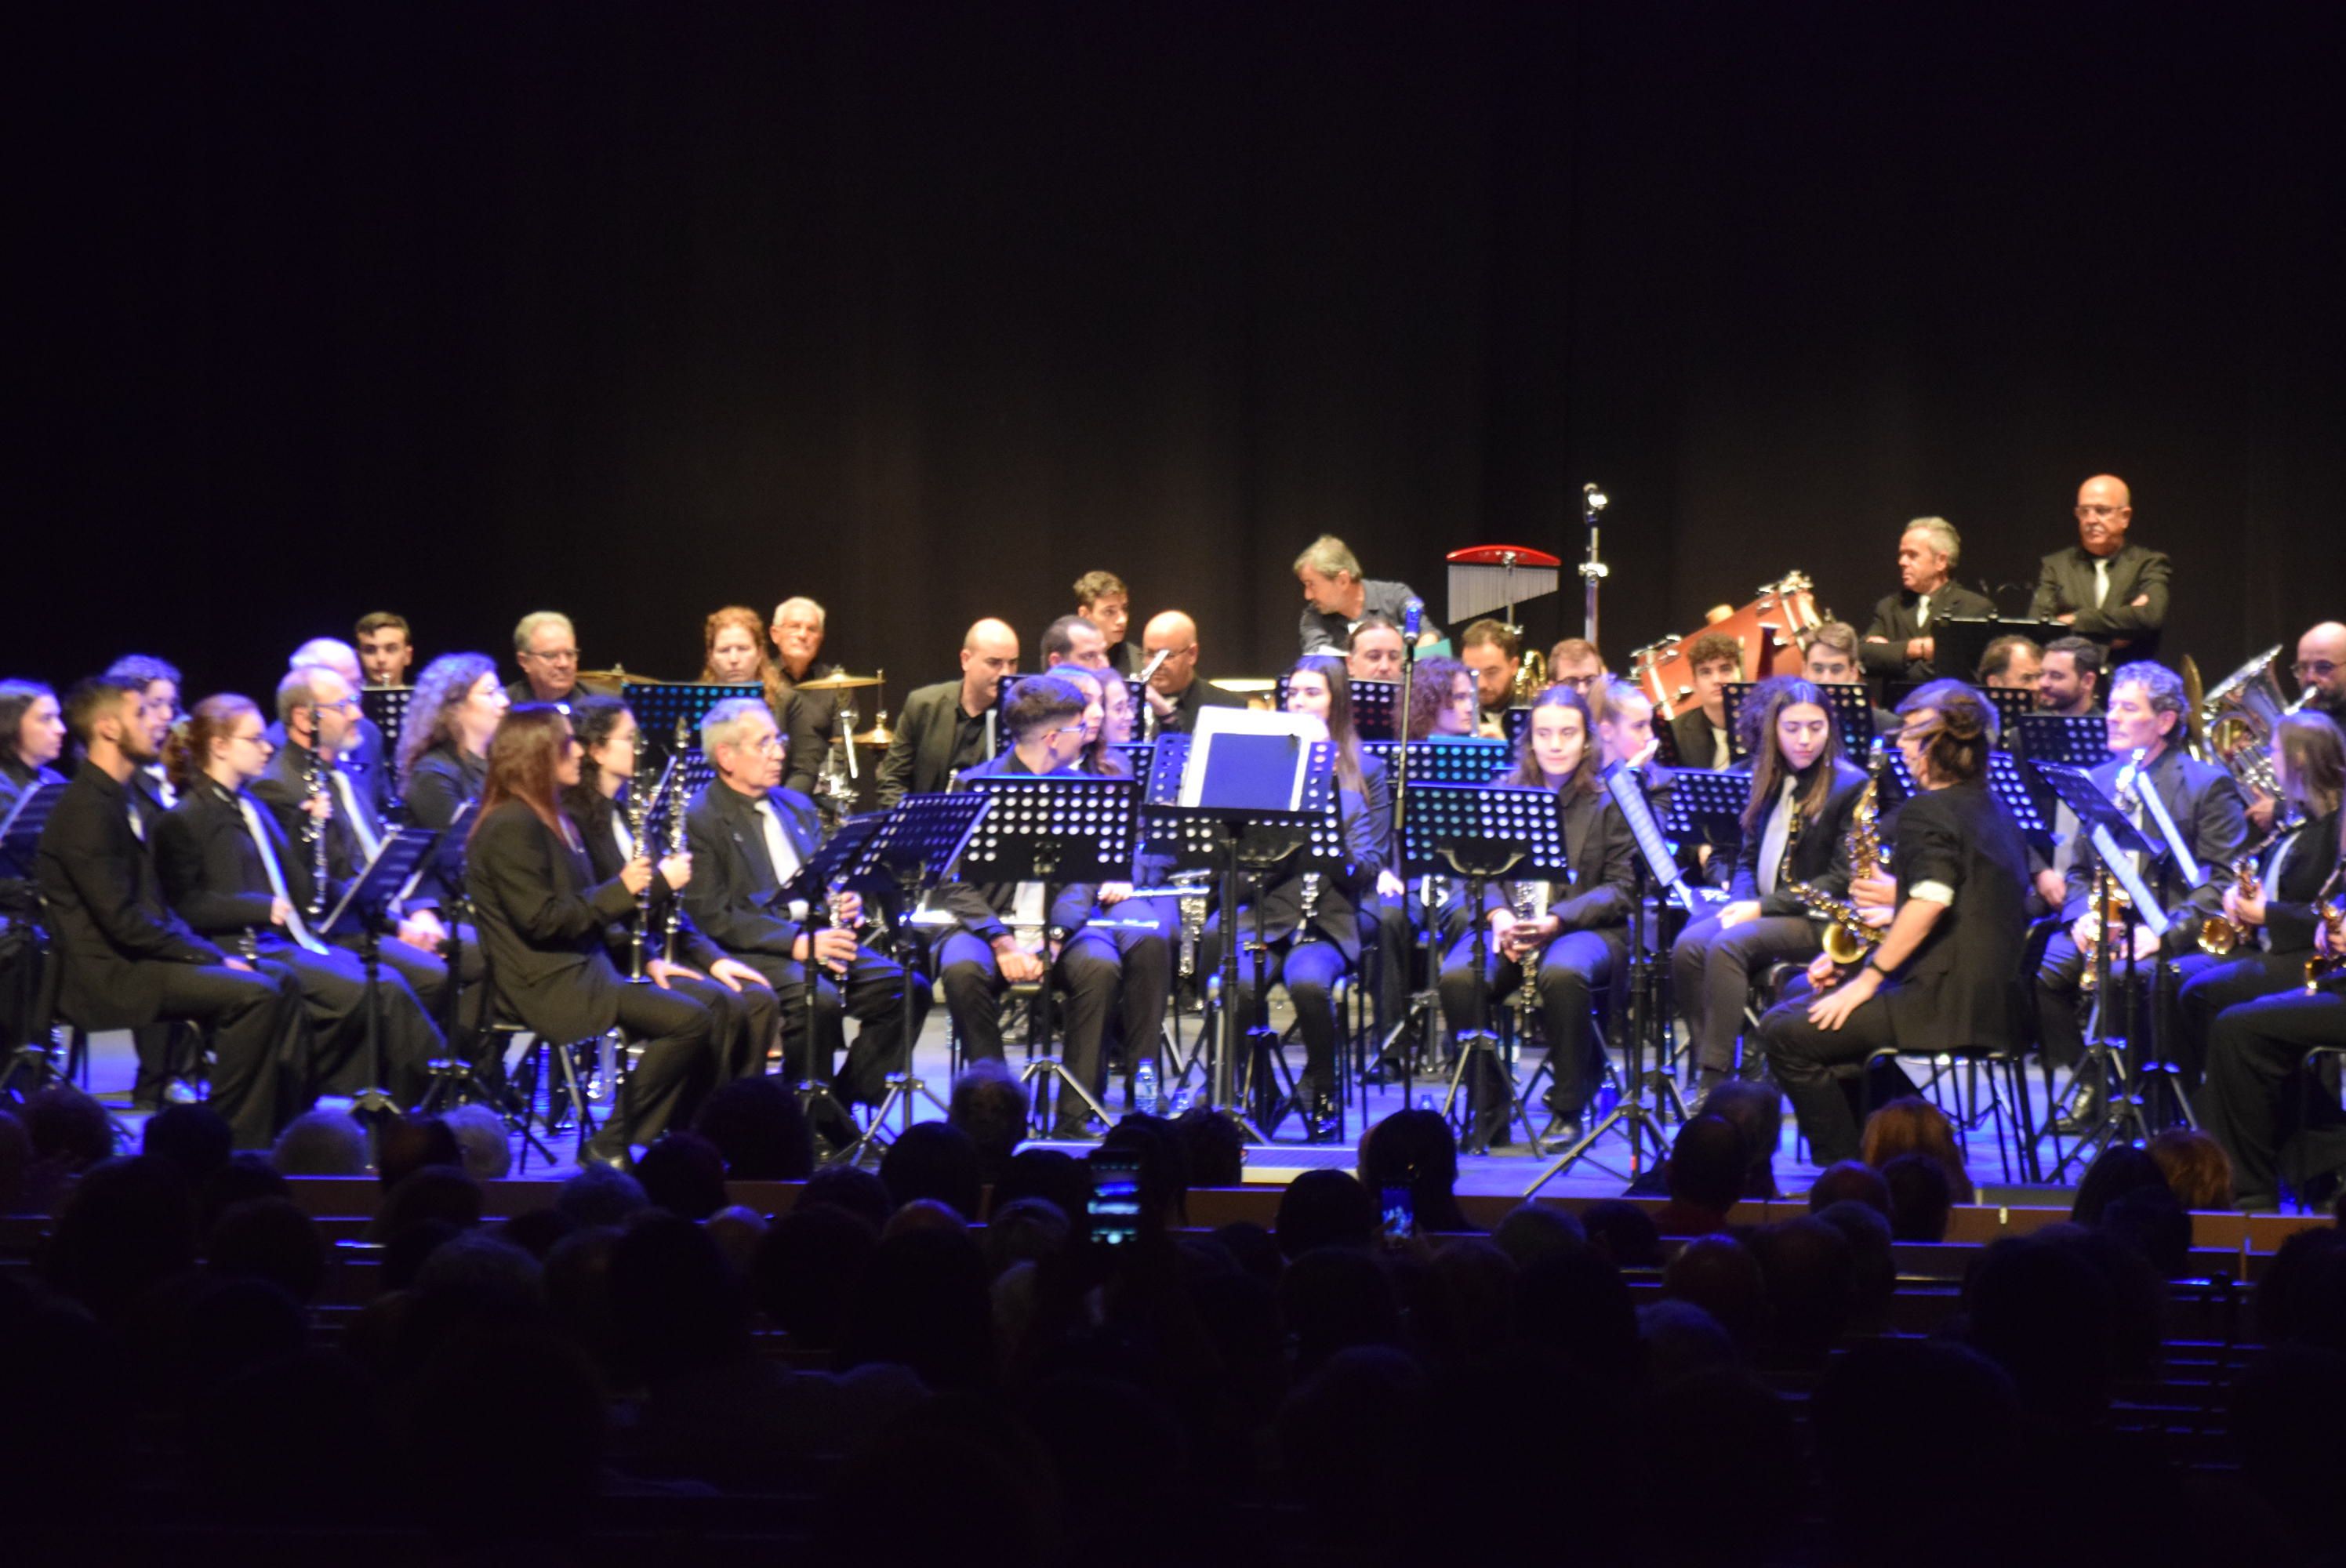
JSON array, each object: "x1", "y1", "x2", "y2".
[{"x1": 1579, "y1": 483, "x2": 1611, "y2": 647}]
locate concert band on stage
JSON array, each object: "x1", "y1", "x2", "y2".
[{"x1": 6, "y1": 476, "x2": 2341, "y2": 1202}]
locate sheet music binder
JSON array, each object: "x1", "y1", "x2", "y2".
[{"x1": 1140, "y1": 734, "x2": 1345, "y2": 875}]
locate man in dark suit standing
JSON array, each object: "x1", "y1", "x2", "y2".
[
  {"x1": 876, "y1": 619, "x2": 1020, "y2": 809},
  {"x1": 35, "y1": 676, "x2": 303, "y2": 1143},
  {"x1": 1139, "y1": 610, "x2": 1246, "y2": 735},
  {"x1": 685, "y1": 698, "x2": 913, "y2": 1134},
  {"x1": 2029, "y1": 474, "x2": 2171, "y2": 662},
  {"x1": 1860, "y1": 518, "x2": 1996, "y2": 685}
]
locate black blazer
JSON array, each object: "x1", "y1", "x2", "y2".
[
  {"x1": 561, "y1": 786, "x2": 726, "y2": 971},
  {"x1": 681, "y1": 779, "x2": 826, "y2": 960},
  {"x1": 2254, "y1": 806, "x2": 2342, "y2": 956},
  {"x1": 1240, "y1": 754, "x2": 1392, "y2": 963},
  {"x1": 1727, "y1": 758, "x2": 1872, "y2": 916},
  {"x1": 1877, "y1": 779, "x2": 2030, "y2": 1054},
  {"x1": 773, "y1": 670, "x2": 840, "y2": 800},
  {"x1": 251, "y1": 741, "x2": 372, "y2": 889},
  {"x1": 34, "y1": 760, "x2": 227, "y2": 1030},
  {"x1": 262, "y1": 715, "x2": 389, "y2": 822},
  {"x1": 877, "y1": 681, "x2": 988, "y2": 809},
  {"x1": 2061, "y1": 745, "x2": 2250, "y2": 956},
  {"x1": 1153, "y1": 677, "x2": 1246, "y2": 736},
  {"x1": 402, "y1": 744, "x2": 485, "y2": 910},
  {"x1": 154, "y1": 777, "x2": 321, "y2": 942},
  {"x1": 2028, "y1": 542, "x2": 2170, "y2": 654},
  {"x1": 466, "y1": 799, "x2": 636, "y2": 1043},
  {"x1": 1860, "y1": 583, "x2": 1998, "y2": 682},
  {"x1": 1483, "y1": 784, "x2": 1637, "y2": 959},
  {"x1": 1668, "y1": 709, "x2": 1733, "y2": 772}
]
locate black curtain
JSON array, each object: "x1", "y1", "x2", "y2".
[{"x1": 14, "y1": 2, "x2": 2342, "y2": 704}]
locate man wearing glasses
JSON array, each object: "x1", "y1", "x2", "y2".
[
  {"x1": 505, "y1": 610, "x2": 617, "y2": 709},
  {"x1": 1138, "y1": 610, "x2": 1244, "y2": 735},
  {"x1": 2296, "y1": 622, "x2": 2346, "y2": 725},
  {"x1": 2029, "y1": 474, "x2": 2171, "y2": 662},
  {"x1": 877, "y1": 618, "x2": 1022, "y2": 808}
]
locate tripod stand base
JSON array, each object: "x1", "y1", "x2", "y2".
[
  {"x1": 844, "y1": 1069, "x2": 950, "y2": 1162},
  {"x1": 1017, "y1": 1055, "x2": 1113, "y2": 1138},
  {"x1": 1523, "y1": 1095, "x2": 1673, "y2": 1194}
]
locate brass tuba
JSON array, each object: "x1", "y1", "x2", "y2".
[
  {"x1": 1511, "y1": 634, "x2": 1549, "y2": 707},
  {"x1": 2202, "y1": 646, "x2": 2312, "y2": 800}
]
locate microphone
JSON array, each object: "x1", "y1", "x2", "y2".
[{"x1": 1403, "y1": 597, "x2": 1424, "y2": 641}]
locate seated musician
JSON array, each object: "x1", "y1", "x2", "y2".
[
  {"x1": 2199, "y1": 806, "x2": 2346, "y2": 1210},
  {"x1": 1595, "y1": 679, "x2": 1655, "y2": 771},
  {"x1": 504, "y1": 611, "x2": 615, "y2": 707},
  {"x1": 1460, "y1": 619, "x2": 1523, "y2": 738},
  {"x1": 2297, "y1": 622, "x2": 2346, "y2": 728},
  {"x1": 1979, "y1": 634, "x2": 2043, "y2": 695},
  {"x1": 1041, "y1": 614, "x2": 1111, "y2": 671},
  {"x1": 1198, "y1": 658, "x2": 1389, "y2": 1142},
  {"x1": 2177, "y1": 713, "x2": 2344, "y2": 1081},
  {"x1": 2036, "y1": 635, "x2": 2104, "y2": 717},
  {"x1": 468, "y1": 706, "x2": 719, "y2": 1167},
  {"x1": 1669, "y1": 681, "x2": 1871, "y2": 1108},
  {"x1": 684, "y1": 698, "x2": 911, "y2": 1139},
  {"x1": 1547, "y1": 639, "x2": 1609, "y2": 724},
  {"x1": 1295, "y1": 534, "x2": 1442, "y2": 655},
  {"x1": 0, "y1": 680, "x2": 67, "y2": 818},
  {"x1": 1073, "y1": 570, "x2": 1143, "y2": 677},
  {"x1": 36, "y1": 676, "x2": 305, "y2": 1143},
  {"x1": 704, "y1": 604, "x2": 782, "y2": 702},
  {"x1": 255, "y1": 665, "x2": 461, "y2": 1011},
  {"x1": 767, "y1": 597, "x2": 843, "y2": 799},
  {"x1": 560, "y1": 696, "x2": 780, "y2": 1083},
  {"x1": 1402, "y1": 655, "x2": 1478, "y2": 742},
  {"x1": 1097, "y1": 665, "x2": 1140, "y2": 753},
  {"x1": 2031, "y1": 474, "x2": 2171, "y2": 661},
  {"x1": 1435, "y1": 684, "x2": 1632, "y2": 1146},
  {"x1": 2033, "y1": 662, "x2": 2250, "y2": 1128},
  {"x1": 154, "y1": 695, "x2": 443, "y2": 1112},
  {"x1": 1796, "y1": 621, "x2": 1898, "y2": 739},
  {"x1": 1345, "y1": 615, "x2": 1408, "y2": 684},
  {"x1": 1859, "y1": 517, "x2": 1995, "y2": 684},
  {"x1": 354, "y1": 612, "x2": 415, "y2": 687},
  {"x1": 877, "y1": 618, "x2": 1020, "y2": 807},
  {"x1": 104, "y1": 654, "x2": 183, "y2": 813},
  {"x1": 1140, "y1": 611, "x2": 1245, "y2": 735},
  {"x1": 1667, "y1": 631, "x2": 1744, "y2": 771},
  {"x1": 271, "y1": 638, "x2": 392, "y2": 820},
  {"x1": 398, "y1": 653, "x2": 510, "y2": 917}
]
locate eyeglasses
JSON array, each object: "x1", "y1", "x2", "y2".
[
  {"x1": 1048, "y1": 721, "x2": 1088, "y2": 736},
  {"x1": 323, "y1": 696, "x2": 361, "y2": 712},
  {"x1": 2073, "y1": 504, "x2": 2124, "y2": 518},
  {"x1": 524, "y1": 648, "x2": 580, "y2": 664},
  {"x1": 746, "y1": 735, "x2": 785, "y2": 754},
  {"x1": 2295, "y1": 660, "x2": 2339, "y2": 680},
  {"x1": 231, "y1": 731, "x2": 269, "y2": 746}
]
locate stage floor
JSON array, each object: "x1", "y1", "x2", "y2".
[{"x1": 60, "y1": 990, "x2": 2090, "y2": 1206}]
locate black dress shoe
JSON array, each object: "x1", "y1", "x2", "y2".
[
  {"x1": 1050, "y1": 1115, "x2": 1102, "y2": 1142},
  {"x1": 579, "y1": 1136, "x2": 633, "y2": 1172}
]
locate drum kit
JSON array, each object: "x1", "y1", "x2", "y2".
[{"x1": 1628, "y1": 572, "x2": 1822, "y2": 720}]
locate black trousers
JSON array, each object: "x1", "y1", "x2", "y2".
[
  {"x1": 1671, "y1": 912, "x2": 1820, "y2": 1079},
  {"x1": 1197, "y1": 925, "x2": 1352, "y2": 1093},
  {"x1": 730, "y1": 945, "x2": 912, "y2": 1105},
  {"x1": 1759, "y1": 985, "x2": 1904, "y2": 1167},
  {"x1": 2199, "y1": 983, "x2": 2346, "y2": 1205},
  {"x1": 336, "y1": 932, "x2": 455, "y2": 1018},
  {"x1": 1059, "y1": 919, "x2": 1172, "y2": 1103},
  {"x1": 2035, "y1": 931, "x2": 2189, "y2": 1073},
  {"x1": 662, "y1": 971, "x2": 782, "y2": 1082},
  {"x1": 1438, "y1": 928, "x2": 1614, "y2": 1118},
  {"x1": 140, "y1": 961, "x2": 306, "y2": 1150},
  {"x1": 252, "y1": 935, "x2": 441, "y2": 1111},
  {"x1": 2177, "y1": 949, "x2": 2305, "y2": 1090},
  {"x1": 598, "y1": 982, "x2": 717, "y2": 1156}
]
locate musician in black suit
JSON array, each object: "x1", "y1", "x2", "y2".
[
  {"x1": 0, "y1": 680, "x2": 67, "y2": 820},
  {"x1": 35, "y1": 677, "x2": 303, "y2": 1145},
  {"x1": 684, "y1": 698, "x2": 912, "y2": 1133},
  {"x1": 397, "y1": 652, "x2": 510, "y2": 914},
  {"x1": 467, "y1": 705, "x2": 718, "y2": 1165},
  {"x1": 1073, "y1": 569, "x2": 1144, "y2": 677},
  {"x1": 2035, "y1": 662, "x2": 2250, "y2": 1111},
  {"x1": 2028, "y1": 474, "x2": 2171, "y2": 660},
  {"x1": 1760, "y1": 682, "x2": 2029, "y2": 1166},
  {"x1": 877, "y1": 619, "x2": 1020, "y2": 808},
  {"x1": 768, "y1": 597, "x2": 842, "y2": 798},
  {"x1": 1200, "y1": 661, "x2": 1392, "y2": 1142},
  {"x1": 1665, "y1": 631, "x2": 1745, "y2": 772},
  {"x1": 503, "y1": 611, "x2": 619, "y2": 709},
  {"x1": 1799, "y1": 623, "x2": 1903, "y2": 739},
  {"x1": 1436, "y1": 686, "x2": 1632, "y2": 1147},
  {"x1": 104, "y1": 654, "x2": 183, "y2": 816},
  {"x1": 2176, "y1": 713, "x2": 2344, "y2": 1087},
  {"x1": 1671, "y1": 681, "x2": 1872, "y2": 1106},
  {"x1": 561, "y1": 695, "x2": 780, "y2": 1082},
  {"x1": 1139, "y1": 611, "x2": 1246, "y2": 735},
  {"x1": 154, "y1": 695, "x2": 441, "y2": 1110},
  {"x1": 254, "y1": 665, "x2": 462, "y2": 1011},
  {"x1": 1859, "y1": 518, "x2": 1996, "y2": 684},
  {"x1": 2036, "y1": 636, "x2": 2105, "y2": 719},
  {"x1": 263, "y1": 640, "x2": 392, "y2": 818}
]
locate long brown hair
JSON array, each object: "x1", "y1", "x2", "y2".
[
  {"x1": 1739, "y1": 677, "x2": 1847, "y2": 835},
  {"x1": 162, "y1": 694, "x2": 261, "y2": 795},
  {"x1": 1859, "y1": 1096, "x2": 1975, "y2": 1204},
  {"x1": 473, "y1": 704, "x2": 576, "y2": 848},
  {"x1": 700, "y1": 604, "x2": 785, "y2": 712},
  {"x1": 1291, "y1": 655, "x2": 1364, "y2": 793},
  {"x1": 1502, "y1": 685, "x2": 1600, "y2": 799},
  {"x1": 2274, "y1": 710, "x2": 2344, "y2": 818},
  {"x1": 399, "y1": 652, "x2": 499, "y2": 790}
]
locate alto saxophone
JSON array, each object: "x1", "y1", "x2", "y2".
[
  {"x1": 1790, "y1": 760, "x2": 1883, "y2": 966},
  {"x1": 2307, "y1": 864, "x2": 2344, "y2": 993},
  {"x1": 2198, "y1": 854, "x2": 2264, "y2": 956}
]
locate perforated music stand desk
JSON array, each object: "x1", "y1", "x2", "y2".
[
  {"x1": 625, "y1": 681, "x2": 761, "y2": 793},
  {"x1": 1272, "y1": 675, "x2": 1400, "y2": 742},
  {"x1": 359, "y1": 686, "x2": 414, "y2": 771},
  {"x1": 1662, "y1": 768, "x2": 1746, "y2": 846},
  {"x1": 0, "y1": 779, "x2": 67, "y2": 877},
  {"x1": 1720, "y1": 681, "x2": 1873, "y2": 761},
  {"x1": 2017, "y1": 713, "x2": 2111, "y2": 770}
]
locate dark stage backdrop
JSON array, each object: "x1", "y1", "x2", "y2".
[{"x1": 14, "y1": 2, "x2": 2343, "y2": 710}]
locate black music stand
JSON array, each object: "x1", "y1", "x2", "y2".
[
  {"x1": 1527, "y1": 762, "x2": 1694, "y2": 1192},
  {"x1": 957, "y1": 774, "x2": 1139, "y2": 1133},
  {"x1": 1663, "y1": 768, "x2": 1748, "y2": 896},
  {"x1": 1399, "y1": 782, "x2": 1567, "y2": 1154},
  {"x1": 1935, "y1": 616, "x2": 2072, "y2": 692},
  {"x1": 1720, "y1": 681, "x2": 1875, "y2": 761},
  {"x1": 840, "y1": 791, "x2": 993, "y2": 1159},
  {"x1": 2035, "y1": 761, "x2": 2179, "y2": 1167},
  {"x1": 359, "y1": 686, "x2": 414, "y2": 799},
  {"x1": 626, "y1": 682, "x2": 758, "y2": 796},
  {"x1": 2017, "y1": 713, "x2": 2111, "y2": 770},
  {"x1": 1273, "y1": 675, "x2": 1401, "y2": 742},
  {"x1": 1978, "y1": 686, "x2": 2035, "y2": 746},
  {"x1": 1, "y1": 782, "x2": 69, "y2": 1093},
  {"x1": 990, "y1": 678, "x2": 1149, "y2": 756},
  {"x1": 775, "y1": 811, "x2": 888, "y2": 1152}
]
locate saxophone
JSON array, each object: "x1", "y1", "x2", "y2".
[
  {"x1": 2197, "y1": 854, "x2": 2264, "y2": 956},
  {"x1": 2307, "y1": 864, "x2": 2344, "y2": 993},
  {"x1": 1790, "y1": 757, "x2": 1883, "y2": 966},
  {"x1": 2082, "y1": 749, "x2": 2150, "y2": 991}
]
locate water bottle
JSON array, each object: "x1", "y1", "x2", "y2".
[
  {"x1": 1134, "y1": 1061, "x2": 1159, "y2": 1116},
  {"x1": 1171, "y1": 1087, "x2": 1193, "y2": 1116},
  {"x1": 1418, "y1": 1093, "x2": 1435, "y2": 1113}
]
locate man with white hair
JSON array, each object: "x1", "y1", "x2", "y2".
[
  {"x1": 1859, "y1": 517, "x2": 1996, "y2": 684},
  {"x1": 503, "y1": 610, "x2": 616, "y2": 707},
  {"x1": 768, "y1": 595, "x2": 840, "y2": 797},
  {"x1": 264, "y1": 636, "x2": 392, "y2": 811}
]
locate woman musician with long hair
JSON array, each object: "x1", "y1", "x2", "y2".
[
  {"x1": 1434, "y1": 684, "x2": 1634, "y2": 1148},
  {"x1": 467, "y1": 704, "x2": 719, "y2": 1167},
  {"x1": 1669, "y1": 678, "x2": 1871, "y2": 1109},
  {"x1": 398, "y1": 652, "x2": 510, "y2": 915}
]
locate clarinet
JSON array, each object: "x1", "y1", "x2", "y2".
[
  {"x1": 303, "y1": 753, "x2": 331, "y2": 924},
  {"x1": 661, "y1": 715, "x2": 692, "y2": 964},
  {"x1": 626, "y1": 753, "x2": 677, "y2": 982},
  {"x1": 1513, "y1": 877, "x2": 1542, "y2": 1016}
]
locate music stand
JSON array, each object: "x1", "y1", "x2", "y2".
[
  {"x1": 1360, "y1": 737, "x2": 1512, "y2": 786},
  {"x1": 1720, "y1": 681, "x2": 1874, "y2": 761},
  {"x1": 774, "y1": 811, "x2": 889, "y2": 1152},
  {"x1": 0, "y1": 779, "x2": 66, "y2": 877},
  {"x1": 359, "y1": 686, "x2": 414, "y2": 786},
  {"x1": 2017, "y1": 713, "x2": 2110, "y2": 770},
  {"x1": 626, "y1": 682, "x2": 759, "y2": 796},
  {"x1": 1663, "y1": 768, "x2": 1748, "y2": 878},
  {"x1": 2035, "y1": 760, "x2": 2178, "y2": 1164},
  {"x1": 1978, "y1": 685, "x2": 2035, "y2": 746},
  {"x1": 1934, "y1": 616, "x2": 2072, "y2": 693},
  {"x1": 1, "y1": 782, "x2": 69, "y2": 1093},
  {"x1": 1398, "y1": 782, "x2": 1567, "y2": 1154},
  {"x1": 839, "y1": 792, "x2": 993, "y2": 1157},
  {"x1": 1274, "y1": 675, "x2": 1400, "y2": 742},
  {"x1": 955, "y1": 775, "x2": 1139, "y2": 1132}
]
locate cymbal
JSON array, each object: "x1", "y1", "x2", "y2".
[
  {"x1": 797, "y1": 670, "x2": 882, "y2": 691},
  {"x1": 853, "y1": 723, "x2": 894, "y2": 747}
]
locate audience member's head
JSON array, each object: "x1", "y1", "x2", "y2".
[
  {"x1": 983, "y1": 1196, "x2": 1071, "y2": 1277},
  {"x1": 753, "y1": 1201, "x2": 878, "y2": 1348},
  {"x1": 703, "y1": 1205, "x2": 768, "y2": 1276},
  {"x1": 1807, "y1": 1159, "x2": 1891, "y2": 1217},
  {"x1": 2098, "y1": 1184, "x2": 2194, "y2": 1278},
  {"x1": 1664, "y1": 1233, "x2": 1767, "y2": 1348},
  {"x1": 1661, "y1": 1114, "x2": 1746, "y2": 1228},
  {"x1": 376, "y1": 1116, "x2": 462, "y2": 1190},
  {"x1": 1100, "y1": 1112, "x2": 1189, "y2": 1230},
  {"x1": 878, "y1": 1121, "x2": 985, "y2": 1223},
  {"x1": 271, "y1": 1109, "x2": 369, "y2": 1176},
  {"x1": 2145, "y1": 1127, "x2": 2233, "y2": 1211},
  {"x1": 42, "y1": 1155, "x2": 197, "y2": 1319},
  {"x1": 1963, "y1": 1232, "x2": 2115, "y2": 1425},
  {"x1": 1279, "y1": 1250, "x2": 1403, "y2": 1374},
  {"x1": 1858, "y1": 1096, "x2": 1974, "y2": 1203},
  {"x1": 441, "y1": 1104, "x2": 514, "y2": 1182},
  {"x1": 946, "y1": 1062, "x2": 1028, "y2": 1185},
  {"x1": 840, "y1": 1225, "x2": 997, "y2": 1391},
  {"x1": 2253, "y1": 1227, "x2": 2346, "y2": 1351},
  {"x1": 692, "y1": 1075, "x2": 815, "y2": 1181},
  {"x1": 1747, "y1": 1216, "x2": 1855, "y2": 1362},
  {"x1": 1881, "y1": 1152, "x2": 1953, "y2": 1241},
  {"x1": 1274, "y1": 1170, "x2": 1378, "y2": 1258},
  {"x1": 22, "y1": 1085, "x2": 114, "y2": 1174},
  {"x1": 374, "y1": 1164, "x2": 484, "y2": 1247},
  {"x1": 1578, "y1": 1199, "x2": 1661, "y2": 1268},
  {"x1": 989, "y1": 1148, "x2": 1091, "y2": 1231},
  {"x1": 611, "y1": 1211, "x2": 750, "y2": 1382},
  {"x1": 1813, "y1": 1199, "x2": 1897, "y2": 1327},
  {"x1": 1490, "y1": 1202, "x2": 1586, "y2": 1266},
  {"x1": 1173, "y1": 1105, "x2": 1247, "y2": 1189},
  {"x1": 554, "y1": 1163, "x2": 648, "y2": 1229},
  {"x1": 1813, "y1": 1339, "x2": 2021, "y2": 1566},
  {"x1": 1701, "y1": 1080, "x2": 1785, "y2": 1198},
  {"x1": 632, "y1": 1131, "x2": 729, "y2": 1221},
  {"x1": 799, "y1": 1163, "x2": 893, "y2": 1232},
  {"x1": 205, "y1": 1196, "x2": 329, "y2": 1305},
  {"x1": 1515, "y1": 1247, "x2": 1642, "y2": 1387},
  {"x1": 140, "y1": 1104, "x2": 233, "y2": 1189},
  {"x1": 1358, "y1": 1109, "x2": 1469, "y2": 1234},
  {"x1": 2069, "y1": 1144, "x2": 2171, "y2": 1226}
]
